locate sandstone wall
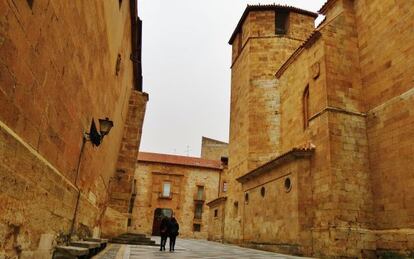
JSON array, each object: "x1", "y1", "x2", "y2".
[
  {"x1": 131, "y1": 161, "x2": 220, "y2": 239},
  {"x1": 226, "y1": 8, "x2": 316, "y2": 244},
  {"x1": 200, "y1": 137, "x2": 228, "y2": 161},
  {"x1": 354, "y1": 0, "x2": 414, "y2": 254},
  {"x1": 0, "y1": 0, "x2": 146, "y2": 257},
  {"x1": 241, "y1": 160, "x2": 312, "y2": 255},
  {"x1": 207, "y1": 200, "x2": 226, "y2": 242}
]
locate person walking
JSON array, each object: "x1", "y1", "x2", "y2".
[
  {"x1": 168, "y1": 217, "x2": 179, "y2": 252},
  {"x1": 159, "y1": 216, "x2": 168, "y2": 251}
]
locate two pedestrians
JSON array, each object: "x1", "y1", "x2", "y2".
[{"x1": 159, "y1": 216, "x2": 180, "y2": 252}]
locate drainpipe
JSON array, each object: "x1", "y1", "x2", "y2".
[{"x1": 69, "y1": 135, "x2": 87, "y2": 241}]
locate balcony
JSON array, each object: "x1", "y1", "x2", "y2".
[{"x1": 158, "y1": 192, "x2": 172, "y2": 200}]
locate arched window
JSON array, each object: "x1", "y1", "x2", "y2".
[{"x1": 303, "y1": 85, "x2": 310, "y2": 129}]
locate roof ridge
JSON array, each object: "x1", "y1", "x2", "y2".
[{"x1": 137, "y1": 152, "x2": 223, "y2": 170}]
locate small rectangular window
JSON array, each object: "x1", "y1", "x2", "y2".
[
  {"x1": 193, "y1": 224, "x2": 201, "y2": 232},
  {"x1": 119, "y1": 0, "x2": 123, "y2": 8},
  {"x1": 214, "y1": 209, "x2": 218, "y2": 218},
  {"x1": 162, "y1": 182, "x2": 171, "y2": 198},
  {"x1": 275, "y1": 10, "x2": 289, "y2": 35}
]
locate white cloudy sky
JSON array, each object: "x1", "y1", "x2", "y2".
[{"x1": 138, "y1": 0, "x2": 326, "y2": 157}]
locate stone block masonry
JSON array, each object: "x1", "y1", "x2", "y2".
[
  {"x1": 0, "y1": 0, "x2": 148, "y2": 257},
  {"x1": 214, "y1": 0, "x2": 414, "y2": 257}
]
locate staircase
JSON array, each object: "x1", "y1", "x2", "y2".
[{"x1": 109, "y1": 233, "x2": 157, "y2": 246}]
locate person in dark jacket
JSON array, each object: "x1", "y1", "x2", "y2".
[
  {"x1": 168, "y1": 217, "x2": 179, "y2": 251},
  {"x1": 159, "y1": 216, "x2": 168, "y2": 251}
]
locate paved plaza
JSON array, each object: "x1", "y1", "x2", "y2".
[{"x1": 95, "y1": 238, "x2": 309, "y2": 259}]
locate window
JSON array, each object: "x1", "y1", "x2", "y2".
[
  {"x1": 214, "y1": 209, "x2": 218, "y2": 218},
  {"x1": 196, "y1": 186, "x2": 204, "y2": 200},
  {"x1": 193, "y1": 224, "x2": 201, "y2": 232},
  {"x1": 162, "y1": 182, "x2": 171, "y2": 198},
  {"x1": 194, "y1": 203, "x2": 203, "y2": 219},
  {"x1": 275, "y1": 10, "x2": 289, "y2": 35},
  {"x1": 244, "y1": 192, "x2": 249, "y2": 203},
  {"x1": 303, "y1": 86, "x2": 310, "y2": 129},
  {"x1": 115, "y1": 54, "x2": 122, "y2": 76},
  {"x1": 285, "y1": 177, "x2": 292, "y2": 192},
  {"x1": 260, "y1": 187, "x2": 266, "y2": 197},
  {"x1": 26, "y1": 0, "x2": 34, "y2": 9},
  {"x1": 233, "y1": 201, "x2": 239, "y2": 217},
  {"x1": 119, "y1": 0, "x2": 123, "y2": 8},
  {"x1": 222, "y1": 182, "x2": 228, "y2": 193}
]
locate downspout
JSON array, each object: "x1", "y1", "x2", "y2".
[{"x1": 69, "y1": 135, "x2": 87, "y2": 241}]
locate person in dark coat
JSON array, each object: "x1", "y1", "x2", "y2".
[
  {"x1": 168, "y1": 217, "x2": 179, "y2": 251},
  {"x1": 159, "y1": 216, "x2": 168, "y2": 251}
]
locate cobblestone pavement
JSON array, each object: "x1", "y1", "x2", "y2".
[{"x1": 121, "y1": 238, "x2": 309, "y2": 259}]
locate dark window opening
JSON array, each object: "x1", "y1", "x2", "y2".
[
  {"x1": 119, "y1": 0, "x2": 123, "y2": 8},
  {"x1": 244, "y1": 192, "x2": 249, "y2": 203},
  {"x1": 260, "y1": 187, "x2": 266, "y2": 197},
  {"x1": 275, "y1": 10, "x2": 289, "y2": 35},
  {"x1": 285, "y1": 178, "x2": 292, "y2": 192},
  {"x1": 193, "y1": 224, "x2": 201, "y2": 232},
  {"x1": 194, "y1": 203, "x2": 203, "y2": 219},
  {"x1": 214, "y1": 209, "x2": 218, "y2": 218},
  {"x1": 303, "y1": 85, "x2": 310, "y2": 129},
  {"x1": 221, "y1": 156, "x2": 228, "y2": 166},
  {"x1": 26, "y1": 0, "x2": 34, "y2": 9},
  {"x1": 233, "y1": 201, "x2": 239, "y2": 217},
  {"x1": 115, "y1": 54, "x2": 122, "y2": 76},
  {"x1": 127, "y1": 218, "x2": 132, "y2": 226}
]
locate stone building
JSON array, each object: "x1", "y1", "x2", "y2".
[
  {"x1": 207, "y1": 0, "x2": 414, "y2": 258},
  {"x1": 131, "y1": 152, "x2": 223, "y2": 239},
  {"x1": 0, "y1": 0, "x2": 147, "y2": 258}
]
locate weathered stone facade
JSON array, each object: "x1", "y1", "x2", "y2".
[
  {"x1": 131, "y1": 152, "x2": 222, "y2": 239},
  {"x1": 200, "y1": 136, "x2": 229, "y2": 161},
  {"x1": 207, "y1": 1, "x2": 414, "y2": 258},
  {"x1": 0, "y1": 0, "x2": 147, "y2": 258}
]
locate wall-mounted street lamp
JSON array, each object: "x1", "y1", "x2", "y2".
[
  {"x1": 69, "y1": 117, "x2": 114, "y2": 241},
  {"x1": 86, "y1": 117, "x2": 114, "y2": 147}
]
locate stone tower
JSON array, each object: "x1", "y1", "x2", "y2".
[{"x1": 224, "y1": 5, "x2": 318, "y2": 242}]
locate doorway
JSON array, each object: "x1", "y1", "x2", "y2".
[{"x1": 152, "y1": 208, "x2": 173, "y2": 236}]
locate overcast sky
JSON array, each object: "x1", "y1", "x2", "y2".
[{"x1": 138, "y1": 0, "x2": 326, "y2": 157}]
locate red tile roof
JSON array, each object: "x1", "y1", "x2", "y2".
[
  {"x1": 138, "y1": 152, "x2": 222, "y2": 170},
  {"x1": 229, "y1": 4, "x2": 318, "y2": 44}
]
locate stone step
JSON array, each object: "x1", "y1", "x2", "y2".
[
  {"x1": 53, "y1": 245, "x2": 89, "y2": 259},
  {"x1": 119, "y1": 233, "x2": 147, "y2": 238},
  {"x1": 109, "y1": 232, "x2": 157, "y2": 246},
  {"x1": 110, "y1": 237, "x2": 153, "y2": 242},
  {"x1": 110, "y1": 238, "x2": 155, "y2": 243},
  {"x1": 109, "y1": 240, "x2": 158, "y2": 246}
]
